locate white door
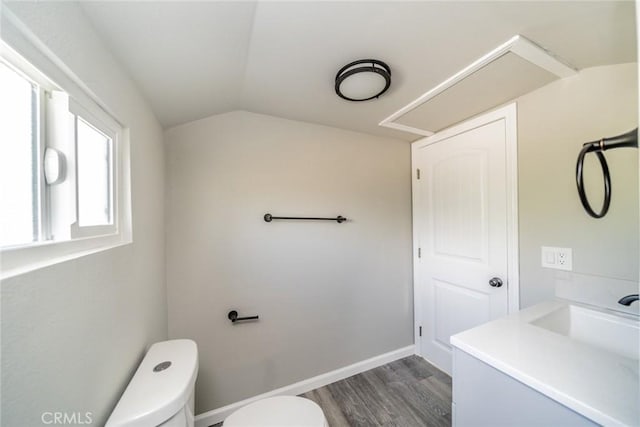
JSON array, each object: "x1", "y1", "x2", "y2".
[{"x1": 412, "y1": 105, "x2": 518, "y2": 374}]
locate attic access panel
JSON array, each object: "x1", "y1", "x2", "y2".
[{"x1": 380, "y1": 35, "x2": 577, "y2": 136}]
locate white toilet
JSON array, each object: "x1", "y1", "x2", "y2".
[
  {"x1": 105, "y1": 339, "x2": 327, "y2": 427},
  {"x1": 105, "y1": 339, "x2": 199, "y2": 427}
]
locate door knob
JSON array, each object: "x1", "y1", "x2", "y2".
[{"x1": 489, "y1": 277, "x2": 503, "y2": 288}]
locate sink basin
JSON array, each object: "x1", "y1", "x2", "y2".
[{"x1": 531, "y1": 304, "x2": 639, "y2": 360}]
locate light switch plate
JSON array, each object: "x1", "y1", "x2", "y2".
[{"x1": 541, "y1": 246, "x2": 572, "y2": 271}]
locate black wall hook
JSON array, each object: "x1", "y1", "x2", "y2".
[{"x1": 228, "y1": 310, "x2": 259, "y2": 323}]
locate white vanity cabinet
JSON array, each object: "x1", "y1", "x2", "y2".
[
  {"x1": 452, "y1": 348, "x2": 599, "y2": 426},
  {"x1": 449, "y1": 300, "x2": 639, "y2": 426}
]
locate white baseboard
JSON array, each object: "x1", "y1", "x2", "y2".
[{"x1": 194, "y1": 345, "x2": 415, "y2": 427}]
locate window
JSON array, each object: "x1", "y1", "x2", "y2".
[
  {"x1": 0, "y1": 60, "x2": 40, "y2": 247},
  {"x1": 76, "y1": 117, "x2": 113, "y2": 227},
  {"x1": 67, "y1": 100, "x2": 120, "y2": 239},
  {"x1": 0, "y1": 39, "x2": 130, "y2": 278}
]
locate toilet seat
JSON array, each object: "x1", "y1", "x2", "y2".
[{"x1": 223, "y1": 396, "x2": 328, "y2": 427}]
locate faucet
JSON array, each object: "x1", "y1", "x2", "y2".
[{"x1": 618, "y1": 294, "x2": 639, "y2": 306}]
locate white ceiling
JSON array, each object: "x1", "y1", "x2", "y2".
[{"x1": 79, "y1": 1, "x2": 637, "y2": 141}]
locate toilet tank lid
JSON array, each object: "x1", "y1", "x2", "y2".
[{"x1": 105, "y1": 339, "x2": 198, "y2": 427}]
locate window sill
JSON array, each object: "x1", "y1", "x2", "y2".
[{"x1": 0, "y1": 233, "x2": 132, "y2": 280}]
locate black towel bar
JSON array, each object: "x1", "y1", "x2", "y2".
[{"x1": 264, "y1": 213, "x2": 346, "y2": 223}]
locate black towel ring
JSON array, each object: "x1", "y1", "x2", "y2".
[
  {"x1": 576, "y1": 144, "x2": 611, "y2": 218},
  {"x1": 575, "y1": 128, "x2": 638, "y2": 219}
]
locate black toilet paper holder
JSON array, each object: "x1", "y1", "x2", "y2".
[{"x1": 228, "y1": 310, "x2": 259, "y2": 323}]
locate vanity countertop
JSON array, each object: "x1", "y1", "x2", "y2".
[{"x1": 450, "y1": 299, "x2": 640, "y2": 426}]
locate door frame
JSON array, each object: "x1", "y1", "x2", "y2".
[{"x1": 411, "y1": 103, "x2": 520, "y2": 357}]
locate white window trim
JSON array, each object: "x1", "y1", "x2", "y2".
[
  {"x1": 68, "y1": 99, "x2": 119, "y2": 239},
  {"x1": 0, "y1": 15, "x2": 132, "y2": 280}
]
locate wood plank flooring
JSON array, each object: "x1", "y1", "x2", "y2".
[
  {"x1": 215, "y1": 355, "x2": 451, "y2": 426},
  {"x1": 302, "y1": 355, "x2": 451, "y2": 427}
]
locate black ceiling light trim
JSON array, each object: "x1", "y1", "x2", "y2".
[{"x1": 335, "y1": 59, "x2": 391, "y2": 102}]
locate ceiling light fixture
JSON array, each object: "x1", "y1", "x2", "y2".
[{"x1": 335, "y1": 59, "x2": 391, "y2": 102}]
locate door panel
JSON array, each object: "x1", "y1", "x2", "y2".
[
  {"x1": 433, "y1": 280, "x2": 490, "y2": 350},
  {"x1": 432, "y1": 151, "x2": 488, "y2": 262},
  {"x1": 415, "y1": 118, "x2": 509, "y2": 374}
]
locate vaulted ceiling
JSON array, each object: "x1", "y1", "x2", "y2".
[{"x1": 78, "y1": 1, "x2": 636, "y2": 140}]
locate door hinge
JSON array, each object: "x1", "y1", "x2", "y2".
[
  {"x1": 419, "y1": 326, "x2": 422, "y2": 337},
  {"x1": 416, "y1": 168, "x2": 421, "y2": 180},
  {"x1": 418, "y1": 247, "x2": 421, "y2": 258}
]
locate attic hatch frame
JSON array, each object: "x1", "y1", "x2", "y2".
[{"x1": 378, "y1": 34, "x2": 578, "y2": 137}]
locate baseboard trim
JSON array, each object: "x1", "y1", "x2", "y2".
[{"x1": 194, "y1": 345, "x2": 415, "y2": 427}]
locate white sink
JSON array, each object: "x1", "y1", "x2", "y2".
[{"x1": 531, "y1": 304, "x2": 639, "y2": 360}]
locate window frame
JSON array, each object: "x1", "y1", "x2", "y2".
[
  {"x1": 0, "y1": 34, "x2": 132, "y2": 280},
  {"x1": 69, "y1": 99, "x2": 119, "y2": 239},
  {"x1": 0, "y1": 46, "x2": 47, "y2": 248}
]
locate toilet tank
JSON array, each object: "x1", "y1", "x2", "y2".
[{"x1": 105, "y1": 339, "x2": 198, "y2": 427}]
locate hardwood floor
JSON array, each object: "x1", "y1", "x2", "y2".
[
  {"x1": 215, "y1": 355, "x2": 452, "y2": 426},
  {"x1": 302, "y1": 355, "x2": 451, "y2": 427}
]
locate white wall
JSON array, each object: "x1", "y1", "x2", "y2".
[
  {"x1": 1, "y1": 3, "x2": 167, "y2": 426},
  {"x1": 516, "y1": 63, "x2": 639, "y2": 311},
  {"x1": 165, "y1": 111, "x2": 413, "y2": 412}
]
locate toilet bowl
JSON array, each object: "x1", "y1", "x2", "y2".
[{"x1": 223, "y1": 396, "x2": 328, "y2": 427}]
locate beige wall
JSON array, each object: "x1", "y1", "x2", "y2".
[
  {"x1": 165, "y1": 111, "x2": 413, "y2": 412},
  {"x1": 1, "y1": 3, "x2": 167, "y2": 426},
  {"x1": 517, "y1": 63, "x2": 639, "y2": 310}
]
